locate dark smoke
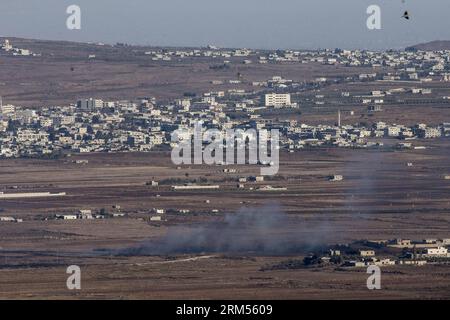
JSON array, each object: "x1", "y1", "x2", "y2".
[{"x1": 116, "y1": 204, "x2": 330, "y2": 256}]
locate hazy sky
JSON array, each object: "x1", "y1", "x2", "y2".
[{"x1": 0, "y1": 0, "x2": 449, "y2": 50}]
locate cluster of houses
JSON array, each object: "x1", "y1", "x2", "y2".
[
  {"x1": 55, "y1": 209, "x2": 108, "y2": 220},
  {"x1": 1, "y1": 42, "x2": 450, "y2": 158},
  {"x1": 0, "y1": 39, "x2": 39, "y2": 57},
  {"x1": 3, "y1": 37, "x2": 450, "y2": 77},
  {"x1": 52, "y1": 207, "x2": 168, "y2": 222},
  {"x1": 141, "y1": 46, "x2": 252, "y2": 62},
  {"x1": 0, "y1": 90, "x2": 449, "y2": 158},
  {"x1": 308, "y1": 238, "x2": 450, "y2": 268},
  {"x1": 263, "y1": 48, "x2": 450, "y2": 79},
  {"x1": 0, "y1": 216, "x2": 23, "y2": 223},
  {"x1": 146, "y1": 44, "x2": 450, "y2": 77},
  {"x1": 4, "y1": 37, "x2": 450, "y2": 79}
]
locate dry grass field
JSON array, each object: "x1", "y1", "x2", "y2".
[
  {"x1": 1, "y1": 38, "x2": 450, "y2": 299},
  {"x1": 1, "y1": 147, "x2": 450, "y2": 299},
  {"x1": 0, "y1": 37, "x2": 377, "y2": 107}
]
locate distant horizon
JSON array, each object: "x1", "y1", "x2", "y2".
[
  {"x1": 1, "y1": 0, "x2": 449, "y2": 50},
  {"x1": 2, "y1": 34, "x2": 449, "y2": 52}
]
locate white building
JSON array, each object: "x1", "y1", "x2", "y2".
[
  {"x1": 1, "y1": 104, "x2": 16, "y2": 115},
  {"x1": 417, "y1": 247, "x2": 449, "y2": 258},
  {"x1": 16, "y1": 130, "x2": 49, "y2": 143},
  {"x1": 360, "y1": 250, "x2": 375, "y2": 257},
  {"x1": 2, "y1": 39, "x2": 13, "y2": 51},
  {"x1": 77, "y1": 98, "x2": 103, "y2": 111},
  {"x1": 264, "y1": 93, "x2": 291, "y2": 108},
  {"x1": 423, "y1": 247, "x2": 448, "y2": 257},
  {"x1": 57, "y1": 214, "x2": 78, "y2": 220}
]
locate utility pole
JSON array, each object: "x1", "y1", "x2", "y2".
[{"x1": 338, "y1": 109, "x2": 341, "y2": 127}]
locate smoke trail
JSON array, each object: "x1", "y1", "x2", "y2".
[{"x1": 117, "y1": 204, "x2": 329, "y2": 256}]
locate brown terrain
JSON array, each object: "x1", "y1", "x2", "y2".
[
  {"x1": 0, "y1": 147, "x2": 450, "y2": 299},
  {"x1": 0, "y1": 38, "x2": 450, "y2": 299},
  {"x1": 0, "y1": 37, "x2": 391, "y2": 109}
]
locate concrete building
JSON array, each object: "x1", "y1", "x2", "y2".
[
  {"x1": 420, "y1": 247, "x2": 448, "y2": 257},
  {"x1": 264, "y1": 93, "x2": 291, "y2": 108},
  {"x1": 56, "y1": 214, "x2": 78, "y2": 220},
  {"x1": 1, "y1": 104, "x2": 16, "y2": 115},
  {"x1": 77, "y1": 98, "x2": 104, "y2": 111},
  {"x1": 417, "y1": 127, "x2": 441, "y2": 139},
  {"x1": 360, "y1": 250, "x2": 375, "y2": 257}
]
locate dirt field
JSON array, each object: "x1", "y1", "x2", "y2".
[
  {"x1": 0, "y1": 37, "x2": 377, "y2": 107},
  {"x1": 1, "y1": 256, "x2": 449, "y2": 300},
  {"x1": 1, "y1": 37, "x2": 450, "y2": 299},
  {"x1": 1, "y1": 147, "x2": 450, "y2": 299}
]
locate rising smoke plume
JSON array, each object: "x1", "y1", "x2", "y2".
[{"x1": 116, "y1": 203, "x2": 330, "y2": 256}]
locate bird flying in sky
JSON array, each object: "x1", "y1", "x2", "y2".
[{"x1": 402, "y1": 11, "x2": 410, "y2": 20}]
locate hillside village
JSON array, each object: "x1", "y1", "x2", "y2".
[
  {"x1": 1, "y1": 92, "x2": 448, "y2": 158},
  {"x1": 265, "y1": 238, "x2": 450, "y2": 271},
  {"x1": 2, "y1": 38, "x2": 450, "y2": 158}
]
